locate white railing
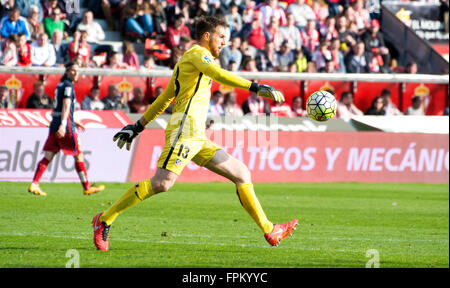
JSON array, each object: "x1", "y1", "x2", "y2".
[{"x1": 0, "y1": 66, "x2": 448, "y2": 84}]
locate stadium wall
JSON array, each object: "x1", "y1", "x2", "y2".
[{"x1": 1, "y1": 109, "x2": 448, "y2": 184}]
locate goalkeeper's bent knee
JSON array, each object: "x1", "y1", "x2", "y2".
[{"x1": 135, "y1": 179, "x2": 155, "y2": 200}]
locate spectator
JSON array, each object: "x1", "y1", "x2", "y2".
[
  {"x1": 241, "y1": 14, "x2": 266, "y2": 50},
  {"x1": 257, "y1": 0, "x2": 287, "y2": 27},
  {"x1": 208, "y1": 90, "x2": 225, "y2": 116},
  {"x1": 102, "y1": 84, "x2": 130, "y2": 112},
  {"x1": 276, "y1": 40, "x2": 295, "y2": 69},
  {"x1": 381, "y1": 89, "x2": 402, "y2": 115},
  {"x1": 405, "y1": 96, "x2": 425, "y2": 116},
  {"x1": 336, "y1": 91, "x2": 363, "y2": 120},
  {"x1": 336, "y1": 14, "x2": 357, "y2": 53},
  {"x1": 226, "y1": 2, "x2": 242, "y2": 37},
  {"x1": 291, "y1": 96, "x2": 307, "y2": 117},
  {"x1": 77, "y1": 10, "x2": 106, "y2": 43},
  {"x1": 100, "y1": 0, "x2": 126, "y2": 31},
  {"x1": 255, "y1": 41, "x2": 278, "y2": 72},
  {"x1": 103, "y1": 51, "x2": 129, "y2": 69},
  {"x1": 26, "y1": 81, "x2": 53, "y2": 109},
  {"x1": 0, "y1": 85, "x2": 13, "y2": 108},
  {"x1": 141, "y1": 54, "x2": 169, "y2": 70},
  {"x1": 270, "y1": 101, "x2": 294, "y2": 117},
  {"x1": 329, "y1": 38, "x2": 345, "y2": 73},
  {"x1": 178, "y1": 35, "x2": 193, "y2": 52},
  {"x1": 264, "y1": 16, "x2": 283, "y2": 51},
  {"x1": 239, "y1": 39, "x2": 258, "y2": 61},
  {"x1": 68, "y1": 30, "x2": 92, "y2": 67},
  {"x1": 82, "y1": 86, "x2": 105, "y2": 110},
  {"x1": 300, "y1": 19, "x2": 320, "y2": 55},
  {"x1": 294, "y1": 49, "x2": 308, "y2": 72},
  {"x1": 362, "y1": 19, "x2": 390, "y2": 73},
  {"x1": 365, "y1": 96, "x2": 385, "y2": 115},
  {"x1": 165, "y1": 13, "x2": 191, "y2": 49},
  {"x1": 124, "y1": 0, "x2": 154, "y2": 40},
  {"x1": 287, "y1": 0, "x2": 316, "y2": 30},
  {"x1": 312, "y1": 0, "x2": 329, "y2": 24},
  {"x1": 352, "y1": 0, "x2": 370, "y2": 31},
  {"x1": 344, "y1": 41, "x2": 371, "y2": 73},
  {"x1": 42, "y1": 0, "x2": 66, "y2": 20},
  {"x1": 319, "y1": 15, "x2": 338, "y2": 44},
  {"x1": 149, "y1": 0, "x2": 168, "y2": 36},
  {"x1": 0, "y1": 34, "x2": 18, "y2": 66},
  {"x1": 219, "y1": 36, "x2": 242, "y2": 71},
  {"x1": 313, "y1": 41, "x2": 332, "y2": 72},
  {"x1": 1, "y1": 8, "x2": 30, "y2": 40},
  {"x1": 241, "y1": 1, "x2": 256, "y2": 24},
  {"x1": 223, "y1": 92, "x2": 244, "y2": 117},
  {"x1": 26, "y1": 5, "x2": 45, "y2": 41},
  {"x1": 15, "y1": 0, "x2": 43, "y2": 21},
  {"x1": 405, "y1": 61, "x2": 418, "y2": 74},
  {"x1": 122, "y1": 41, "x2": 140, "y2": 69},
  {"x1": 241, "y1": 57, "x2": 259, "y2": 72},
  {"x1": 319, "y1": 58, "x2": 336, "y2": 73},
  {"x1": 17, "y1": 33, "x2": 32, "y2": 67},
  {"x1": 43, "y1": 7, "x2": 65, "y2": 39},
  {"x1": 51, "y1": 29, "x2": 69, "y2": 66},
  {"x1": 242, "y1": 91, "x2": 270, "y2": 115},
  {"x1": 128, "y1": 87, "x2": 148, "y2": 113},
  {"x1": 280, "y1": 13, "x2": 302, "y2": 52}
]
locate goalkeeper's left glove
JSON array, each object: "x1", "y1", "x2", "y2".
[
  {"x1": 250, "y1": 82, "x2": 285, "y2": 103},
  {"x1": 113, "y1": 121, "x2": 145, "y2": 151}
]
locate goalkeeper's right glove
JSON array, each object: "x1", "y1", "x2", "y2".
[
  {"x1": 250, "y1": 82, "x2": 285, "y2": 103},
  {"x1": 113, "y1": 121, "x2": 145, "y2": 151}
]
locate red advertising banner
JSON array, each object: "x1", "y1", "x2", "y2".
[
  {"x1": 129, "y1": 130, "x2": 449, "y2": 184},
  {"x1": 1, "y1": 73, "x2": 448, "y2": 115},
  {"x1": 0, "y1": 109, "x2": 132, "y2": 128}
]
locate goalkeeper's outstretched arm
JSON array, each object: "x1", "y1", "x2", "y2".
[{"x1": 194, "y1": 56, "x2": 285, "y2": 103}]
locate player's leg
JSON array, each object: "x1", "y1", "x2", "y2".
[
  {"x1": 203, "y1": 149, "x2": 274, "y2": 234},
  {"x1": 73, "y1": 152, "x2": 105, "y2": 195},
  {"x1": 29, "y1": 150, "x2": 56, "y2": 196},
  {"x1": 99, "y1": 168, "x2": 177, "y2": 225},
  {"x1": 203, "y1": 149, "x2": 298, "y2": 246},
  {"x1": 93, "y1": 168, "x2": 177, "y2": 251}
]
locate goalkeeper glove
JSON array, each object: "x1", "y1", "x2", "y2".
[
  {"x1": 113, "y1": 121, "x2": 145, "y2": 151},
  {"x1": 250, "y1": 82, "x2": 285, "y2": 103}
]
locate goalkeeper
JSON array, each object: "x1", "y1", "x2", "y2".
[{"x1": 92, "y1": 16, "x2": 298, "y2": 251}]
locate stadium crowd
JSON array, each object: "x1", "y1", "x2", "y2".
[{"x1": 0, "y1": 0, "x2": 445, "y2": 117}]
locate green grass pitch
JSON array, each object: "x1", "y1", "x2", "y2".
[{"x1": 0, "y1": 181, "x2": 448, "y2": 268}]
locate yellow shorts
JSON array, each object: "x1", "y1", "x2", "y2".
[{"x1": 157, "y1": 134, "x2": 221, "y2": 175}]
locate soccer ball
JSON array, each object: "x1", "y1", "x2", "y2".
[{"x1": 306, "y1": 90, "x2": 337, "y2": 121}]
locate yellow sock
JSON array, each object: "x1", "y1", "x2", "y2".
[
  {"x1": 237, "y1": 183, "x2": 273, "y2": 234},
  {"x1": 100, "y1": 179, "x2": 154, "y2": 226}
]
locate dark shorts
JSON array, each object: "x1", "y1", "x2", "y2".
[{"x1": 43, "y1": 131, "x2": 82, "y2": 156}]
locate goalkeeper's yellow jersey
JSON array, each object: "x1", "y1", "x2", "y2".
[{"x1": 143, "y1": 44, "x2": 252, "y2": 139}]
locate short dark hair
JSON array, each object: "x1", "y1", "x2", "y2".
[
  {"x1": 195, "y1": 16, "x2": 227, "y2": 41},
  {"x1": 65, "y1": 61, "x2": 79, "y2": 71}
]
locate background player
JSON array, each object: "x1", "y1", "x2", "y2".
[
  {"x1": 28, "y1": 62, "x2": 105, "y2": 196},
  {"x1": 93, "y1": 16, "x2": 297, "y2": 251}
]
